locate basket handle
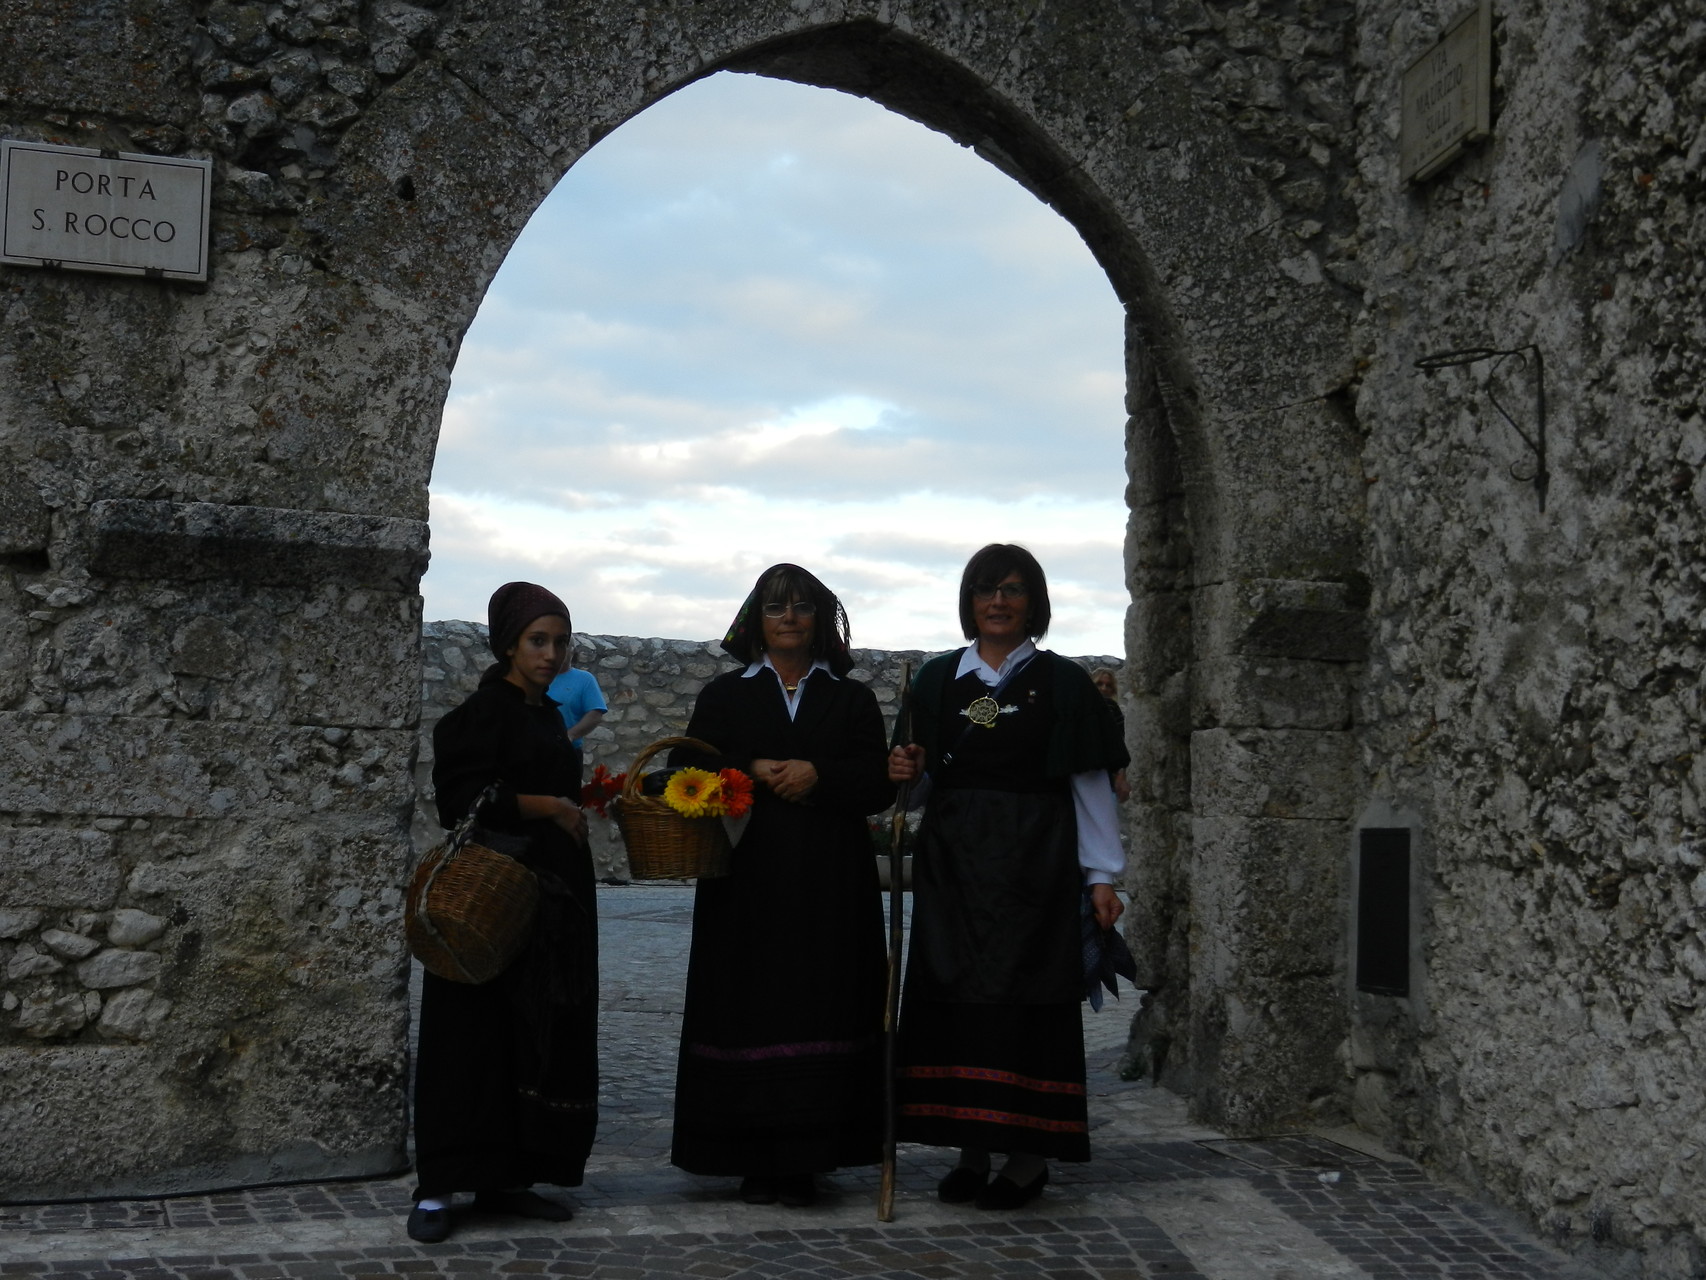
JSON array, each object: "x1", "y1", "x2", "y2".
[
  {"x1": 409, "y1": 781, "x2": 503, "y2": 984},
  {"x1": 620, "y1": 737, "x2": 722, "y2": 801},
  {"x1": 446, "y1": 781, "x2": 501, "y2": 854}
]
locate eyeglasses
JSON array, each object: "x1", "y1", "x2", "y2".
[
  {"x1": 972, "y1": 582, "x2": 1029, "y2": 601},
  {"x1": 761, "y1": 600, "x2": 817, "y2": 618}
]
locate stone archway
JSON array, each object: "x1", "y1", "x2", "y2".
[{"x1": 0, "y1": 1, "x2": 1365, "y2": 1197}]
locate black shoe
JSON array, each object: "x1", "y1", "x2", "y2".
[
  {"x1": 937, "y1": 1166, "x2": 988, "y2": 1204},
  {"x1": 473, "y1": 1188, "x2": 573, "y2": 1222},
  {"x1": 739, "y1": 1175, "x2": 778, "y2": 1205},
  {"x1": 975, "y1": 1166, "x2": 1048, "y2": 1210},
  {"x1": 406, "y1": 1204, "x2": 453, "y2": 1243},
  {"x1": 776, "y1": 1174, "x2": 817, "y2": 1208}
]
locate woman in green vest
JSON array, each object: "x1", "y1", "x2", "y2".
[{"x1": 887, "y1": 544, "x2": 1128, "y2": 1210}]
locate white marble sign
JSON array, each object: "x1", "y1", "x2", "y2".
[
  {"x1": 1399, "y1": 0, "x2": 1492, "y2": 184},
  {"x1": 1, "y1": 140, "x2": 212, "y2": 282}
]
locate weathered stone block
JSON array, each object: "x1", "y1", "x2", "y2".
[
  {"x1": 16, "y1": 991, "x2": 100, "y2": 1040},
  {"x1": 96, "y1": 988, "x2": 173, "y2": 1041},
  {"x1": 303, "y1": 60, "x2": 559, "y2": 303},
  {"x1": 1353, "y1": 1069, "x2": 1396, "y2": 1133},
  {"x1": 1124, "y1": 590, "x2": 1192, "y2": 693},
  {"x1": 1126, "y1": 698, "x2": 1190, "y2": 811},
  {"x1": 0, "y1": 0, "x2": 195, "y2": 119},
  {"x1": 0, "y1": 716, "x2": 415, "y2": 820},
  {"x1": 6, "y1": 945, "x2": 63, "y2": 981},
  {"x1": 0, "y1": 909, "x2": 44, "y2": 940},
  {"x1": 171, "y1": 616, "x2": 246, "y2": 679},
  {"x1": 0, "y1": 1046, "x2": 164, "y2": 1197},
  {"x1": 107, "y1": 910, "x2": 168, "y2": 948},
  {"x1": 1194, "y1": 654, "x2": 1356, "y2": 731},
  {"x1": 40, "y1": 929, "x2": 101, "y2": 962},
  {"x1": 281, "y1": 589, "x2": 424, "y2": 728},
  {"x1": 77, "y1": 948, "x2": 163, "y2": 990},
  {"x1": 1198, "y1": 580, "x2": 1370, "y2": 667},
  {"x1": 1191, "y1": 814, "x2": 1348, "y2": 983},
  {"x1": 0, "y1": 830, "x2": 121, "y2": 910},
  {"x1": 0, "y1": 471, "x2": 50, "y2": 556},
  {"x1": 1191, "y1": 728, "x2": 1361, "y2": 821},
  {"x1": 88, "y1": 501, "x2": 429, "y2": 594}
]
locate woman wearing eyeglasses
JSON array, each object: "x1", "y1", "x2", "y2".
[
  {"x1": 887, "y1": 543, "x2": 1129, "y2": 1210},
  {"x1": 668, "y1": 564, "x2": 895, "y2": 1207}
]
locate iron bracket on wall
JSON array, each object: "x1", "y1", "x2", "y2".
[{"x1": 1414, "y1": 344, "x2": 1549, "y2": 511}]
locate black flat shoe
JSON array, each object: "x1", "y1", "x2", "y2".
[
  {"x1": 937, "y1": 1166, "x2": 988, "y2": 1204},
  {"x1": 473, "y1": 1188, "x2": 573, "y2": 1221},
  {"x1": 776, "y1": 1174, "x2": 817, "y2": 1208},
  {"x1": 739, "y1": 1175, "x2": 778, "y2": 1205},
  {"x1": 406, "y1": 1204, "x2": 453, "y2": 1243},
  {"x1": 975, "y1": 1166, "x2": 1048, "y2": 1210}
]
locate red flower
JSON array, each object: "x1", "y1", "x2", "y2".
[
  {"x1": 718, "y1": 768, "x2": 754, "y2": 818},
  {"x1": 579, "y1": 765, "x2": 625, "y2": 818}
]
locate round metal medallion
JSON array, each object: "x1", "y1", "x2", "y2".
[{"x1": 966, "y1": 695, "x2": 1000, "y2": 727}]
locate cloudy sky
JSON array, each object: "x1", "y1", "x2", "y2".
[{"x1": 423, "y1": 70, "x2": 1130, "y2": 656}]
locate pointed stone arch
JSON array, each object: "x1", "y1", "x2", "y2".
[{"x1": 1, "y1": 1, "x2": 1367, "y2": 1195}]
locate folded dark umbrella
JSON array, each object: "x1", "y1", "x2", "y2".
[{"x1": 1081, "y1": 887, "x2": 1137, "y2": 1011}]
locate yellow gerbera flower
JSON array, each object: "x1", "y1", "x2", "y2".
[{"x1": 663, "y1": 767, "x2": 723, "y2": 818}]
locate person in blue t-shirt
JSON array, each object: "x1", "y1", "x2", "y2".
[{"x1": 546, "y1": 651, "x2": 607, "y2": 788}]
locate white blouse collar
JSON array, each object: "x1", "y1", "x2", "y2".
[
  {"x1": 741, "y1": 656, "x2": 837, "y2": 681},
  {"x1": 956, "y1": 638, "x2": 1038, "y2": 685}
]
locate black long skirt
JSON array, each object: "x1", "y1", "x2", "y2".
[
  {"x1": 413, "y1": 878, "x2": 598, "y2": 1197},
  {"x1": 670, "y1": 815, "x2": 886, "y2": 1177}
]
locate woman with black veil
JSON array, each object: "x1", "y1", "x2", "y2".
[{"x1": 669, "y1": 564, "x2": 895, "y2": 1208}]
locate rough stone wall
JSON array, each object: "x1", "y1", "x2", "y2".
[
  {"x1": 1105, "y1": 0, "x2": 1372, "y2": 1151},
  {"x1": 5, "y1": 0, "x2": 1701, "y2": 1268},
  {"x1": 2, "y1": 0, "x2": 1361, "y2": 1240},
  {"x1": 1345, "y1": 0, "x2": 1706, "y2": 1273},
  {"x1": 0, "y1": 512, "x2": 424, "y2": 1199},
  {"x1": 412, "y1": 624, "x2": 1121, "y2": 882}
]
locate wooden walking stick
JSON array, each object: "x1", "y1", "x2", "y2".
[{"x1": 877, "y1": 660, "x2": 913, "y2": 1222}]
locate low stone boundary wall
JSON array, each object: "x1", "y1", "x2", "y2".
[{"x1": 415, "y1": 623, "x2": 1121, "y2": 880}]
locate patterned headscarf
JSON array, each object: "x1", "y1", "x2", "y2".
[
  {"x1": 487, "y1": 581, "x2": 571, "y2": 660},
  {"x1": 721, "y1": 563, "x2": 854, "y2": 677}
]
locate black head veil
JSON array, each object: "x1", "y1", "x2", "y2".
[{"x1": 721, "y1": 563, "x2": 854, "y2": 677}]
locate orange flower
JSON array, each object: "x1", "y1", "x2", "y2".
[{"x1": 718, "y1": 768, "x2": 754, "y2": 818}]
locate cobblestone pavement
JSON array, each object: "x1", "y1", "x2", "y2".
[{"x1": 1, "y1": 886, "x2": 1600, "y2": 1279}]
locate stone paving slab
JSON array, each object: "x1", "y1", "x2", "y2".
[{"x1": 0, "y1": 886, "x2": 1600, "y2": 1279}]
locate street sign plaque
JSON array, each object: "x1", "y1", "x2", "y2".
[{"x1": 1, "y1": 139, "x2": 212, "y2": 282}]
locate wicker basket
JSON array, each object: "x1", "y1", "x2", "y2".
[
  {"x1": 405, "y1": 812, "x2": 541, "y2": 984},
  {"x1": 614, "y1": 737, "x2": 733, "y2": 881}
]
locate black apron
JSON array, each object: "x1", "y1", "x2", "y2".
[{"x1": 906, "y1": 659, "x2": 1081, "y2": 1006}]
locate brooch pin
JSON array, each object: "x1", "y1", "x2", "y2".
[{"x1": 961, "y1": 696, "x2": 1018, "y2": 728}]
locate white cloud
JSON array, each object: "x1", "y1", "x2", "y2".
[
  {"x1": 424, "y1": 71, "x2": 1129, "y2": 655},
  {"x1": 428, "y1": 487, "x2": 1125, "y2": 656}
]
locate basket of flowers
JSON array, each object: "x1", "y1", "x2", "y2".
[{"x1": 607, "y1": 737, "x2": 753, "y2": 880}]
